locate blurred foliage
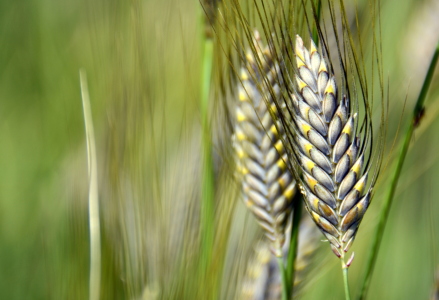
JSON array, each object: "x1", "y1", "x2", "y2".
[{"x1": 0, "y1": 0, "x2": 438, "y2": 299}]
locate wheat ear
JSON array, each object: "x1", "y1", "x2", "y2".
[
  {"x1": 234, "y1": 31, "x2": 296, "y2": 257},
  {"x1": 291, "y1": 35, "x2": 373, "y2": 259}
]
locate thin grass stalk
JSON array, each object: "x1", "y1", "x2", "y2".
[
  {"x1": 357, "y1": 40, "x2": 439, "y2": 300},
  {"x1": 198, "y1": 0, "x2": 216, "y2": 281},
  {"x1": 286, "y1": 195, "x2": 302, "y2": 299},
  {"x1": 80, "y1": 69, "x2": 101, "y2": 300},
  {"x1": 342, "y1": 263, "x2": 351, "y2": 300},
  {"x1": 277, "y1": 257, "x2": 289, "y2": 300},
  {"x1": 200, "y1": 37, "x2": 215, "y2": 270}
]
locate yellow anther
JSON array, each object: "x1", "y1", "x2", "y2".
[
  {"x1": 319, "y1": 60, "x2": 327, "y2": 73},
  {"x1": 304, "y1": 106, "x2": 310, "y2": 118},
  {"x1": 277, "y1": 158, "x2": 287, "y2": 169},
  {"x1": 351, "y1": 161, "x2": 362, "y2": 175},
  {"x1": 297, "y1": 77, "x2": 308, "y2": 91},
  {"x1": 302, "y1": 123, "x2": 312, "y2": 134},
  {"x1": 240, "y1": 70, "x2": 248, "y2": 81},
  {"x1": 342, "y1": 124, "x2": 352, "y2": 135},
  {"x1": 236, "y1": 132, "x2": 246, "y2": 141},
  {"x1": 306, "y1": 160, "x2": 316, "y2": 171},
  {"x1": 278, "y1": 176, "x2": 288, "y2": 189},
  {"x1": 269, "y1": 103, "x2": 278, "y2": 114},
  {"x1": 237, "y1": 110, "x2": 246, "y2": 122},
  {"x1": 306, "y1": 175, "x2": 318, "y2": 190},
  {"x1": 236, "y1": 148, "x2": 245, "y2": 158},
  {"x1": 311, "y1": 211, "x2": 321, "y2": 222},
  {"x1": 284, "y1": 186, "x2": 294, "y2": 199},
  {"x1": 296, "y1": 49, "x2": 305, "y2": 63},
  {"x1": 274, "y1": 140, "x2": 284, "y2": 152},
  {"x1": 277, "y1": 158, "x2": 287, "y2": 171},
  {"x1": 241, "y1": 167, "x2": 249, "y2": 175},
  {"x1": 305, "y1": 143, "x2": 313, "y2": 154},
  {"x1": 354, "y1": 179, "x2": 365, "y2": 193},
  {"x1": 239, "y1": 91, "x2": 247, "y2": 101},
  {"x1": 270, "y1": 124, "x2": 278, "y2": 136},
  {"x1": 296, "y1": 58, "x2": 306, "y2": 68},
  {"x1": 325, "y1": 82, "x2": 335, "y2": 95},
  {"x1": 312, "y1": 198, "x2": 320, "y2": 209}
]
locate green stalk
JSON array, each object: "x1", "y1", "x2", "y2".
[
  {"x1": 80, "y1": 70, "x2": 101, "y2": 300},
  {"x1": 342, "y1": 261, "x2": 351, "y2": 300},
  {"x1": 200, "y1": 37, "x2": 215, "y2": 267},
  {"x1": 312, "y1": 0, "x2": 322, "y2": 46},
  {"x1": 286, "y1": 194, "x2": 303, "y2": 299},
  {"x1": 278, "y1": 257, "x2": 289, "y2": 300},
  {"x1": 357, "y1": 41, "x2": 439, "y2": 300},
  {"x1": 198, "y1": 1, "x2": 215, "y2": 293}
]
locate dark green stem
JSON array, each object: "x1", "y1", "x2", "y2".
[
  {"x1": 278, "y1": 257, "x2": 289, "y2": 300},
  {"x1": 286, "y1": 194, "x2": 303, "y2": 299},
  {"x1": 312, "y1": 0, "x2": 322, "y2": 46},
  {"x1": 357, "y1": 41, "x2": 439, "y2": 300}
]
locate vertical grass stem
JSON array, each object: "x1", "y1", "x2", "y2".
[
  {"x1": 80, "y1": 70, "x2": 101, "y2": 300},
  {"x1": 342, "y1": 261, "x2": 351, "y2": 300},
  {"x1": 278, "y1": 257, "x2": 290, "y2": 300},
  {"x1": 286, "y1": 194, "x2": 303, "y2": 299},
  {"x1": 198, "y1": 3, "x2": 216, "y2": 296}
]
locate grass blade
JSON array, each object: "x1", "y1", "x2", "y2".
[
  {"x1": 80, "y1": 69, "x2": 101, "y2": 300},
  {"x1": 357, "y1": 40, "x2": 439, "y2": 300}
]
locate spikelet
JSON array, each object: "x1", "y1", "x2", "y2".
[
  {"x1": 291, "y1": 35, "x2": 374, "y2": 258},
  {"x1": 234, "y1": 31, "x2": 296, "y2": 257},
  {"x1": 240, "y1": 217, "x2": 320, "y2": 300}
]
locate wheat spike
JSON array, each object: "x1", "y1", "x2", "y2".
[
  {"x1": 234, "y1": 31, "x2": 296, "y2": 257},
  {"x1": 291, "y1": 35, "x2": 374, "y2": 258}
]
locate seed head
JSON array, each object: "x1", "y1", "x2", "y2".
[
  {"x1": 234, "y1": 32, "x2": 296, "y2": 257},
  {"x1": 291, "y1": 35, "x2": 376, "y2": 258}
]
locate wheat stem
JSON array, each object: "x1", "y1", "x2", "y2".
[
  {"x1": 286, "y1": 194, "x2": 303, "y2": 299},
  {"x1": 198, "y1": 0, "x2": 216, "y2": 275},
  {"x1": 342, "y1": 261, "x2": 351, "y2": 300},
  {"x1": 277, "y1": 257, "x2": 289, "y2": 300},
  {"x1": 80, "y1": 70, "x2": 101, "y2": 300},
  {"x1": 357, "y1": 40, "x2": 439, "y2": 300},
  {"x1": 312, "y1": 0, "x2": 322, "y2": 46},
  {"x1": 200, "y1": 37, "x2": 215, "y2": 269}
]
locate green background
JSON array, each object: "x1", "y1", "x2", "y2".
[{"x1": 0, "y1": 0, "x2": 438, "y2": 299}]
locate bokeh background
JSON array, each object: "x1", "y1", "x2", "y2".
[{"x1": 0, "y1": 0, "x2": 438, "y2": 299}]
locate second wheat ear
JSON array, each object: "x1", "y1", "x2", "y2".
[
  {"x1": 291, "y1": 35, "x2": 377, "y2": 261},
  {"x1": 234, "y1": 32, "x2": 296, "y2": 258}
]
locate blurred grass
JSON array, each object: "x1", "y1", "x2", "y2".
[{"x1": 0, "y1": 0, "x2": 438, "y2": 299}]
